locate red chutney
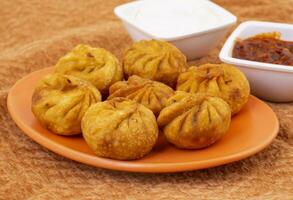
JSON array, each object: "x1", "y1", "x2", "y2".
[{"x1": 232, "y1": 32, "x2": 293, "y2": 66}]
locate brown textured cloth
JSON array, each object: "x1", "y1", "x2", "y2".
[{"x1": 0, "y1": 0, "x2": 293, "y2": 199}]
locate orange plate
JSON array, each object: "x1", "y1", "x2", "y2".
[{"x1": 7, "y1": 67, "x2": 279, "y2": 173}]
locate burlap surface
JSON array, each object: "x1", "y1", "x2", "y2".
[{"x1": 0, "y1": 0, "x2": 292, "y2": 199}]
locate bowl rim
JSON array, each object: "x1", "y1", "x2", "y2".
[
  {"x1": 114, "y1": 0, "x2": 237, "y2": 41},
  {"x1": 219, "y1": 20, "x2": 293, "y2": 73}
]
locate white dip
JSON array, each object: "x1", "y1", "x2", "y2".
[{"x1": 129, "y1": 0, "x2": 222, "y2": 38}]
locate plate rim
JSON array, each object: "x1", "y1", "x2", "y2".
[{"x1": 7, "y1": 67, "x2": 280, "y2": 173}]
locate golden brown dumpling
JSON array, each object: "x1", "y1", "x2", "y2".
[
  {"x1": 176, "y1": 63, "x2": 250, "y2": 115},
  {"x1": 108, "y1": 75, "x2": 174, "y2": 115},
  {"x1": 55, "y1": 44, "x2": 123, "y2": 95},
  {"x1": 123, "y1": 40, "x2": 188, "y2": 87},
  {"x1": 32, "y1": 73, "x2": 101, "y2": 135},
  {"x1": 81, "y1": 98, "x2": 158, "y2": 160},
  {"x1": 157, "y1": 91, "x2": 231, "y2": 149}
]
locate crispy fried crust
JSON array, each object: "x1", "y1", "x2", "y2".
[
  {"x1": 157, "y1": 91, "x2": 231, "y2": 149},
  {"x1": 108, "y1": 75, "x2": 174, "y2": 115},
  {"x1": 55, "y1": 44, "x2": 123, "y2": 95},
  {"x1": 176, "y1": 63, "x2": 250, "y2": 115},
  {"x1": 123, "y1": 40, "x2": 188, "y2": 87},
  {"x1": 32, "y1": 73, "x2": 101, "y2": 135},
  {"x1": 81, "y1": 98, "x2": 158, "y2": 160}
]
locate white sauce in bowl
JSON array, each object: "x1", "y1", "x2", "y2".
[{"x1": 128, "y1": 0, "x2": 222, "y2": 38}]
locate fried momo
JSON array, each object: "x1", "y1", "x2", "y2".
[
  {"x1": 55, "y1": 44, "x2": 123, "y2": 95},
  {"x1": 123, "y1": 40, "x2": 188, "y2": 87},
  {"x1": 176, "y1": 63, "x2": 250, "y2": 115},
  {"x1": 81, "y1": 98, "x2": 159, "y2": 160},
  {"x1": 157, "y1": 91, "x2": 231, "y2": 149},
  {"x1": 32, "y1": 73, "x2": 101, "y2": 135},
  {"x1": 108, "y1": 75, "x2": 174, "y2": 115}
]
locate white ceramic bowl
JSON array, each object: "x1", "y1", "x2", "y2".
[
  {"x1": 219, "y1": 21, "x2": 293, "y2": 102},
  {"x1": 114, "y1": 0, "x2": 236, "y2": 60}
]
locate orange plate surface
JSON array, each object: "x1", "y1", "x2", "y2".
[{"x1": 7, "y1": 67, "x2": 279, "y2": 173}]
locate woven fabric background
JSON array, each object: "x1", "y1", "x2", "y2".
[{"x1": 0, "y1": 0, "x2": 292, "y2": 199}]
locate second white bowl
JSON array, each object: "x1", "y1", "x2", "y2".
[{"x1": 219, "y1": 21, "x2": 293, "y2": 102}]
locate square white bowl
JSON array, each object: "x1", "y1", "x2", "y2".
[
  {"x1": 219, "y1": 21, "x2": 293, "y2": 102},
  {"x1": 114, "y1": 0, "x2": 236, "y2": 60}
]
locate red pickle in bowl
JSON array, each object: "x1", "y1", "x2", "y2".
[{"x1": 232, "y1": 32, "x2": 293, "y2": 66}]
